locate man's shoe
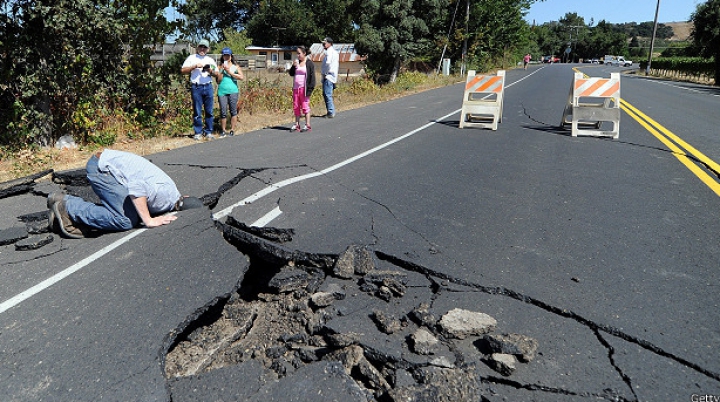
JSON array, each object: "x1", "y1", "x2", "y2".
[
  {"x1": 193, "y1": 134, "x2": 202, "y2": 141},
  {"x1": 205, "y1": 133, "x2": 215, "y2": 140},
  {"x1": 47, "y1": 192, "x2": 84, "y2": 239},
  {"x1": 326, "y1": 113, "x2": 335, "y2": 118}
]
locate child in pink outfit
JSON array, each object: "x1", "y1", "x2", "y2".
[{"x1": 288, "y1": 46, "x2": 316, "y2": 132}]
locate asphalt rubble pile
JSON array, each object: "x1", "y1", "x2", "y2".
[{"x1": 164, "y1": 220, "x2": 540, "y2": 402}]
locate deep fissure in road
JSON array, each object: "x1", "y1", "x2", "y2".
[
  {"x1": 4, "y1": 166, "x2": 720, "y2": 401},
  {"x1": 162, "y1": 214, "x2": 720, "y2": 401}
]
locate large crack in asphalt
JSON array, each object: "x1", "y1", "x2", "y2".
[
  {"x1": 165, "y1": 167, "x2": 720, "y2": 401},
  {"x1": 4, "y1": 165, "x2": 720, "y2": 401},
  {"x1": 160, "y1": 184, "x2": 720, "y2": 402}
]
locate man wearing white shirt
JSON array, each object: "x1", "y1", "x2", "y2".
[
  {"x1": 181, "y1": 39, "x2": 222, "y2": 140},
  {"x1": 321, "y1": 37, "x2": 339, "y2": 118}
]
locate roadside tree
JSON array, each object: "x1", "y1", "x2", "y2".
[
  {"x1": 690, "y1": 0, "x2": 720, "y2": 85},
  {"x1": 0, "y1": 0, "x2": 177, "y2": 149},
  {"x1": 353, "y1": 0, "x2": 445, "y2": 82}
]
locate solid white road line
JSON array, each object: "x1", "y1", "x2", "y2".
[
  {"x1": 211, "y1": 108, "x2": 461, "y2": 221},
  {"x1": 250, "y1": 206, "x2": 283, "y2": 228},
  {"x1": 0, "y1": 229, "x2": 146, "y2": 314}
]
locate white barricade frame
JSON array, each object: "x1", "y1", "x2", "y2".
[
  {"x1": 560, "y1": 72, "x2": 621, "y2": 139},
  {"x1": 459, "y1": 70, "x2": 505, "y2": 130}
]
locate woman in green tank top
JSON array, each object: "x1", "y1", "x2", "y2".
[{"x1": 217, "y1": 47, "x2": 245, "y2": 137}]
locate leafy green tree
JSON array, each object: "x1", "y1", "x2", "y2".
[
  {"x1": 467, "y1": 0, "x2": 533, "y2": 68},
  {"x1": 174, "y1": 0, "x2": 254, "y2": 41},
  {"x1": 216, "y1": 29, "x2": 253, "y2": 55},
  {"x1": 244, "y1": 0, "x2": 318, "y2": 47},
  {"x1": 353, "y1": 0, "x2": 445, "y2": 82},
  {"x1": 176, "y1": 0, "x2": 356, "y2": 46},
  {"x1": 531, "y1": 23, "x2": 564, "y2": 58},
  {"x1": 628, "y1": 35, "x2": 644, "y2": 58},
  {"x1": 0, "y1": 0, "x2": 176, "y2": 148},
  {"x1": 690, "y1": 0, "x2": 720, "y2": 85}
]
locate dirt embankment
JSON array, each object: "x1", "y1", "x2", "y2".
[{"x1": 665, "y1": 21, "x2": 692, "y2": 41}]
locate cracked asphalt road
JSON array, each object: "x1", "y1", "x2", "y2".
[{"x1": 1, "y1": 64, "x2": 720, "y2": 401}]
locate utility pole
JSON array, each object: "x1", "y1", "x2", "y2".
[
  {"x1": 567, "y1": 25, "x2": 583, "y2": 63},
  {"x1": 646, "y1": 0, "x2": 661, "y2": 75},
  {"x1": 461, "y1": 0, "x2": 469, "y2": 76}
]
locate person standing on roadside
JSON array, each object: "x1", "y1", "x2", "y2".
[
  {"x1": 320, "y1": 37, "x2": 339, "y2": 118},
  {"x1": 523, "y1": 53, "x2": 531, "y2": 70},
  {"x1": 181, "y1": 39, "x2": 221, "y2": 141},
  {"x1": 288, "y1": 46, "x2": 315, "y2": 132},
  {"x1": 217, "y1": 47, "x2": 244, "y2": 137}
]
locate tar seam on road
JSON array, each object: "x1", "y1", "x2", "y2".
[{"x1": 0, "y1": 72, "x2": 536, "y2": 315}]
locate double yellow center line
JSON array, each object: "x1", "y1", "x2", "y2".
[
  {"x1": 574, "y1": 68, "x2": 720, "y2": 197},
  {"x1": 620, "y1": 100, "x2": 720, "y2": 197}
]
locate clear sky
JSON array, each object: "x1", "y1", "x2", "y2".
[{"x1": 525, "y1": 0, "x2": 702, "y2": 25}]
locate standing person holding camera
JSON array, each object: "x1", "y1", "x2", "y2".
[
  {"x1": 217, "y1": 47, "x2": 244, "y2": 137},
  {"x1": 181, "y1": 39, "x2": 221, "y2": 141}
]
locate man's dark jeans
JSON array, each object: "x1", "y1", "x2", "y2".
[{"x1": 191, "y1": 83, "x2": 214, "y2": 135}]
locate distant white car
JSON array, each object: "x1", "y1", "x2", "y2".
[{"x1": 609, "y1": 56, "x2": 633, "y2": 67}]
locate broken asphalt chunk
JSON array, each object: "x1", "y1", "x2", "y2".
[
  {"x1": 311, "y1": 292, "x2": 337, "y2": 308},
  {"x1": 0, "y1": 169, "x2": 52, "y2": 199},
  {"x1": 333, "y1": 245, "x2": 375, "y2": 278},
  {"x1": 226, "y1": 216, "x2": 295, "y2": 243},
  {"x1": 0, "y1": 226, "x2": 29, "y2": 246},
  {"x1": 484, "y1": 353, "x2": 518, "y2": 376},
  {"x1": 479, "y1": 333, "x2": 539, "y2": 362},
  {"x1": 15, "y1": 234, "x2": 54, "y2": 250},
  {"x1": 52, "y1": 169, "x2": 88, "y2": 186},
  {"x1": 438, "y1": 308, "x2": 497, "y2": 340},
  {"x1": 409, "y1": 303, "x2": 437, "y2": 329},
  {"x1": 389, "y1": 366, "x2": 481, "y2": 402},
  {"x1": 361, "y1": 270, "x2": 408, "y2": 300},
  {"x1": 410, "y1": 328, "x2": 441, "y2": 356},
  {"x1": 219, "y1": 221, "x2": 336, "y2": 268},
  {"x1": 268, "y1": 268, "x2": 311, "y2": 293},
  {"x1": 322, "y1": 345, "x2": 365, "y2": 374},
  {"x1": 371, "y1": 310, "x2": 403, "y2": 334}
]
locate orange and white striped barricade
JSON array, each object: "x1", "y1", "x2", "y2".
[
  {"x1": 459, "y1": 70, "x2": 505, "y2": 130},
  {"x1": 561, "y1": 72, "x2": 620, "y2": 139}
]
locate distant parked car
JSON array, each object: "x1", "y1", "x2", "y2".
[
  {"x1": 542, "y1": 55, "x2": 560, "y2": 64},
  {"x1": 591, "y1": 58, "x2": 599, "y2": 64}
]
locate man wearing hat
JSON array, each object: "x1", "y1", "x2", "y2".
[
  {"x1": 181, "y1": 39, "x2": 221, "y2": 140},
  {"x1": 47, "y1": 150, "x2": 204, "y2": 238},
  {"x1": 321, "y1": 37, "x2": 339, "y2": 118}
]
